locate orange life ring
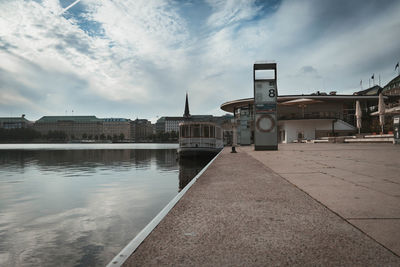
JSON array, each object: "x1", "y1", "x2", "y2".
[{"x1": 256, "y1": 114, "x2": 275, "y2": 133}]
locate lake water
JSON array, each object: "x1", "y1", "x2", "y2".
[{"x1": 0, "y1": 144, "x2": 213, "y2": 266}]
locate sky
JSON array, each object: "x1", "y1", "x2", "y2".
[{"x1": 0, "y1": 0, "x2": 400, "y2": 122}]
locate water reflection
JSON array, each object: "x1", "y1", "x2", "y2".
[
  {"x1": 178, "y1": 157, "x2": 213, "y2": 191},
  {"x1": 0, "y1": 148, "x2": 211, "y2": 267}
]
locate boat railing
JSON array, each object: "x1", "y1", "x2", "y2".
[{"x1": 179, "y1": 137, "x2": 217, "y2": 148}]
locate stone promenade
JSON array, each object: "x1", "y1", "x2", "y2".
[{"x1": 124, "y1": 143, "x2": 400, "y2": 266}]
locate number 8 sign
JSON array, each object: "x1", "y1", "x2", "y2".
[
  {"x1": 269, "y1": 89, "x2": 275, "y2": 98},
  {"x1": 254, "y1": 81, "x2": 276, "y2": 103}
]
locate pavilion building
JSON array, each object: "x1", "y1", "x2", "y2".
[{"x1": 221, "y1": 94, "x2": 382, "y2": 144}]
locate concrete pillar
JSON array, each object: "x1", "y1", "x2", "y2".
[{"x1": 231, "y1": 117, "x2": 237, "y2": 153}]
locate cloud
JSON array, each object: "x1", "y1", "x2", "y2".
[
  {"x1": 206, "y1": 0, "x2": 261, "y2": 28},
  {"x1": 60, "y1": 0, "x2": 82, "y2": 14},
  {"x1": 0, "y1": 0, "x2": 190, "y2": 118},
  {"x1": 300, "y1": 66, "x2": 317, "y2": 74},
  {"x1": 0, "y1": 0, "x2": 400, "y2": 120},
  {"x1": 224, "y1": 0, "x2": 400, "y2": 94}
]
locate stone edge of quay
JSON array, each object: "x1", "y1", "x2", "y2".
[{"x1": 106, "y1": 150, "x2": 223, "y2": 267}]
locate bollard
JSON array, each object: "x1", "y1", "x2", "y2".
[{"x1": 231, "y1": 146, "x2": 237, "y2": 153}]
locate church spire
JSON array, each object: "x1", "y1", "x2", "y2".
[{"x1": 183, "y1": 92, "x2": 191, "y2": 118}]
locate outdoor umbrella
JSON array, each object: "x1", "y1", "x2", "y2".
[
  {"x1": 378, "y1": 93, "x2": 385, "y2": 133},
  {"x1": 355, "y1": 100, "x2": 362, "y2": 134}
]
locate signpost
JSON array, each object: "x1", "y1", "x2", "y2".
[{"x1": 253, "y1": 62, "x2": 278, "y2": 150}]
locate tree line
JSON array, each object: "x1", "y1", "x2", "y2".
[
  {"x1": 0, "y1": 128, "x2": 179, "y2": 143},
  {"x1": 0, "y1": 128, "x2": 127, "y2": 143}
]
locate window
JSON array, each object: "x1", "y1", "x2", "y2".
[
  {"x1": 182, "y1": 125, "x2": 189, "y2": 137},
  {"x1": 192, "y1": 125, "x2": 201, "y2": 137},
  {"x1": 210, "y1": 126, "x2": 215, "y2": 137},
  {"x1": 216, "y1": 127, "x2": 222, "y2": 139},
  {"x1": 203, "y1": 125, "x2": 210, "y2": 137}
]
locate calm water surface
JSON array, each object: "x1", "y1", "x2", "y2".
[{"x1": 0, "y1": 144, "x2": 212, "y2": 266}]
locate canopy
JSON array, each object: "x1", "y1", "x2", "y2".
[{"x1": 279, "y1": 98, "x2": 323, "y2": 106}]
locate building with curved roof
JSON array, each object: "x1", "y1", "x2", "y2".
[{"x1": 221, "y1": 94, "x2": 382, "y2": 144}]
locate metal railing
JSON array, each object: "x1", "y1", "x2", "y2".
[{"x1": 179, "y1": 137, "x2": 217, "y2": 148}]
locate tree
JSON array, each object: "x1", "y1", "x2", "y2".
[
  {"x1": 46, "y1": 130, "x2": 67, "y2": 141},
  {"x1": 119, "y1": 133, "x2": 125, "y2": 141},
  {"x1": 170, "y1": 130, "x2": 178, "y2": 140},
  {"x1": 0, "y1": 128, "x2": 41, "y2": 142},
  {"x1": 100, "y1": 133, "x2": 106, "y2": 140},
  {"x1": 82, "y1": 133, "x2": 88, "y2": 139}
]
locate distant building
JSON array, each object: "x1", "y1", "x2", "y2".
[
  {"x1": 155, "y1": 117, "x2": 166, "y2": 133},
  {"x1": 0, "y1": 115, "x2": 32, "y2": 129},
  {"x1": 165, "y1": 117, "x2": 184, "y2": 133},
  {"x1": 155, "y1": 92, "x2": 233, "y2": 135},
  {"x1": 156, "y1": 115, "x2": 223, "y2": 133},
  {"x1": 355, "y1": 75, "x2": 400, "y2": 115},
  {"x1": 156, "y1": 117, "x2": 184, "y2": 133},
  {"x1": 382, "y1": 74, "x2": 400, "y2": 97},
  {"x1": 102, "y1": 118, "x2": 131, "y2": 140},
  {"x1": 212, "y1": 114, "x2": 234, "y2": 130},
  {"x1": 34, "y1": 116, "x2": 103, "y2": 139},
  {"x1": 130, "y1": 119, "x2": 153, "y2": 141},
  {"x1": 382, "y1": 75, "x2": 400, "y2": 113},
  {"x1": 353, "y1": 85, "x2": 382, "y2": 96},
  {"x1": 34, "y1": 116, "x2": 131, "y2": 140}
]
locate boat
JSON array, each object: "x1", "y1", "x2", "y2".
[{"x1": 178, "y1": 121, "x2": 223, "y2": 157}]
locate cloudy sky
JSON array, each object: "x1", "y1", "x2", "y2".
[{"x1": 1, "y1": 0, "x2": 399, "y2": 121}]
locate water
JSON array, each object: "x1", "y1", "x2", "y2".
[{"x1": 0, "y1": 144, "x2": 213, "y2": 266}]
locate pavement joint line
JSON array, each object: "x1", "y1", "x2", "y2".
[
  {"x1": 347, "y1": 218, "x2": 400, "y2": 220},
  {"x1": 283, "y1": 158, "x2": 400, "y2": 198},
  {"x1": 278, "y1": 172, "x2": 321, "y2": 174},
  {"x1": 314, "y1": 171, "x2": 400, "y2": 198},
  {"x1": 383, "y1": 179, "x2": 400, "y2": 186},
  {"x1": 273, "y1": 166, "x2": 400, "y2": 198},
  {"x1": 292, "y1": 152, "x2": 400, "y2": 167},
  {"x1": 244, "y1": 149, "x2": 400, "y2": 259},
  {"x1": 106, "y1": 150, "x2": 223, "y2": 267}
]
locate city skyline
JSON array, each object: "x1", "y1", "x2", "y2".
[{"x1": 1, "y1": 0, "x2": 400, "y2": 122}]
